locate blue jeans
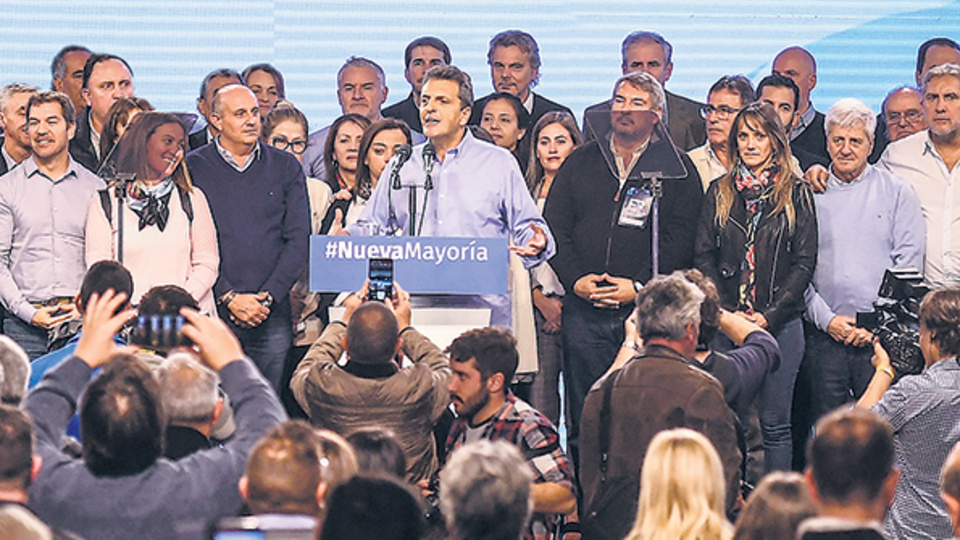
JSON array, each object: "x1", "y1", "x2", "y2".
[
  {"x1": 759, "y1": 317, "x2": 804, "y2": 472},
  {"x1": 4, "y1": 312, "x2": 49, "y2": 360},
  {"x1": 804, "y1": 323, "x2": 874, "y2": 416},
  {"x1": 561, "y1": 296, "x2": 631, "y2": 467},
  {"x1": 219, "y1": 296, "x2": 292, "y2": 392}
]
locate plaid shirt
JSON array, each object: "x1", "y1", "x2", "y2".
[{"x1": 445, "y1": 393, "x2": 575, "y2": 540}]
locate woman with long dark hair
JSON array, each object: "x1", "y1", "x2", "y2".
[
  {"x1": 524, "y1": 111, "x2": 582, "y2": 425},
  {"x1": 320, "y1": 113, "x2": 371, "y2": 233},
  {"x1": 694, "y1": 101, "x2": 817, "y2": 472}
]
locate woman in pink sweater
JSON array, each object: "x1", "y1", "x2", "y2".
[{"x1": 86, "y1": 112, "x2": 219, "y2": 313}]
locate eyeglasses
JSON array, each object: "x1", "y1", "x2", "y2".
[
  {"x1": 270, "y1": 136, "x2": 307, "y2": 155},
  {"x1": 885, "y1": 110, "x2": 923, "y2": 125},
  {"x1": 699, "y1": 104, "x2": 740, "y2": 120}
]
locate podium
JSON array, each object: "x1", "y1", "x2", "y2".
[{"x1": 312, "y1": 235, "x2": 508, "y2": 348}]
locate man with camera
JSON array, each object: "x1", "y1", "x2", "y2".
[
  {"x1": 26, "y1": 289, "x2": 286, "y2": 540},
  {"x1": 290, "y1": 282, "x2": 451, "y2": 483},
  {"x1": 857, "y1": 287, "x2": 960, "y2": 539}
]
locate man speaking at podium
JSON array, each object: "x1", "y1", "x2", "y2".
[{"x1": 348, "y1": 65, "x2": 554, "y2": 328}]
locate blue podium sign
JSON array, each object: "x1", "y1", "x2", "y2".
[{"x1": 310, "y1": 236, "x2": 509, "y2": 294}]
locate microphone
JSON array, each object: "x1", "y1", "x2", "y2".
[
  {"x1": 422, "y1": 143, "x2": 436, "y2": 191},
  {"x1": 391, "y1": 144, "x2": 413, "y2": 189}
]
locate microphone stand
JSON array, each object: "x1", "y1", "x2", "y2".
[
  {"x1": 108, "y1": 173, "x2": 136, "y2": 265},
  {"x1": 408, "y1": 185, "x2": 418, "y2": 237}
]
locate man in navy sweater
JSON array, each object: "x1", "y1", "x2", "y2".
[{"x1": 187, "y1": 84, "x2": 309, "y2": 391}]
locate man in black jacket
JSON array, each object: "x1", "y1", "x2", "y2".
[
  {"x1": 69, "y1": 53, "x2": 134, "y2": 171},
  {"x1": 543, "y1": 70, "x2": 702, "y2": 464}
]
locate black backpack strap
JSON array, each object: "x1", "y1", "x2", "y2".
[
  {"x1": 177, "y1": 184, "x2": 194, "y2": 223},
  {"x1": 98, "y1": 189, "x2": 113, "y2": 223},
  {"x1": 597, "y1": 367, "x2": 623, "y2": 482}
]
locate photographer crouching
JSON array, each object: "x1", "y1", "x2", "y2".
[{"x1": 856, "y1": 287, "x2": 960, "y2": 539}]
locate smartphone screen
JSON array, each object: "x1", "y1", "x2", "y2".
[{"x1": 368, "y1": 258, "x2": 394, "y2": 302}]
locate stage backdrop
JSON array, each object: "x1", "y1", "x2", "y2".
[{"x1": 1, "y1": 1, "x2": 958, "y2": 131}]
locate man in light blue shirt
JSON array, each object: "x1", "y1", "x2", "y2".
[
  {"x1": 803, "y1": 98, "x2": 925, "y2": 421},
  {"x1": 351, "y1": 65, "x2": 554, "y2": 327},
  {"x1": 0, "y1": 91, "x2": 102, "y2": 359}
]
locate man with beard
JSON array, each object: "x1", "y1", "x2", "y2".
[
  {"x1": 543, "y1": 70, "x2": 702, "y2": 464},
  {"x1": 879, "y1": 63, "x2": 960, "y2": 288},
  {"x1": 441, "y1": 327, "x2": 575, "y2": 540}
]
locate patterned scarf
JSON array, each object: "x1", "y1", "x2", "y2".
[
  {"x1": 127, "y1": 178, "x2": 175, "y2": 231},
  {"x1": 734, "y1": 163, "x2": 779, "y2": 311}
]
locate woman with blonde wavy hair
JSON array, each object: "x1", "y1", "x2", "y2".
[{"x1": 626, "y1": 428, "x2": 732, "y2": 540}]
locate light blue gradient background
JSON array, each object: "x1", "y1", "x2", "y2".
[{"x1": 1, "y1": 1, "x2": 957, "y2": 129}]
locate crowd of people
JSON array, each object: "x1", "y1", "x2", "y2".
[{"x1": 0, "y1": 27, "x2": 959, "y2": 540}]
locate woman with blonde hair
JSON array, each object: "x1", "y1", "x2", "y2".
[
  {"x1": 626, "y1": 428, "x2": 732, "y2": 540},
  {"x1": 694, "y1": 101, "x2": 817, "y2": 473}
]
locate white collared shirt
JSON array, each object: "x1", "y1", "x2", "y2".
[{"x1": 879, "y1": 130, "x2": 960, "y2": 286}]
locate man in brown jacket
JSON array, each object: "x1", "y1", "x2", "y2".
[
  {"x1": 579, "y1": 272, "x2": 740, "y2": 539},
  {"x1": 290, "y1": 284, "x2": 451, "y2": 483}
]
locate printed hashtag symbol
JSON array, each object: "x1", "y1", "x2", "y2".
[{"x1": 325, "y1": 242, "x2": 337, "y2": 258}]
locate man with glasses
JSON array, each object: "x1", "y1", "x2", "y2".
[
  {"x1": 687, "y1": 75, "x2": 754, "y2": 191},
  {"x1": 882, "y1": 87, "x2": 925, "y2": 144}
]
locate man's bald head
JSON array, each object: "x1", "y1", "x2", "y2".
[
  {"x1": 773, "y1": 46, "x2": 818, "y2": 113},
  {"x1": 346, "y1": 302, "x2": 400, "y2": 364}
]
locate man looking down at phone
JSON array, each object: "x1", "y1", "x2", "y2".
[
  {"x1": 347, "y1": 65, "x2": 554, "y2": 329},
  {"x1": 290, "y1": 282, "x2": 451, "y2": 483},
  {"x1": 25, "y1": 289, "x2": 286, "y2": 540}
]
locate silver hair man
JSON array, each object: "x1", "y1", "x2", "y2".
[
  {"x1": 0, "y1": 336, "x2": 29, "y2": 406},
  {"x1": 157, "y1": 352, "x2": 220, "y2": 425},
  {"x1": 634, "y1": 271, "x2": 705, "y2": 342},
  {"x1": 440, "y1": 440, "x2": 534, "y2": 540},
  {"x1": 825, "y1": 98, "x2": 877, "y2": 140}
]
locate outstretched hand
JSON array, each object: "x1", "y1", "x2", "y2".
[
  {"x1": 74, "y1": 290, "x2": 137, "y2": 369},
  {"x1": 511, "y1": 222, "x2": 547, "y2": 257}
]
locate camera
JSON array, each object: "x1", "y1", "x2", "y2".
[{"x1": 856, "y1": 268, "x2": 930, "y2": 380}]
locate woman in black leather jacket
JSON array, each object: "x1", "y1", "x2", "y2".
[{"x1": 694, "y1": 102, "x2": 817, "y2": 473}]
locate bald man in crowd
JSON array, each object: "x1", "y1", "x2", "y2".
[{"x1": 772, "y1": 46, "x2": 827, "y2": 161}]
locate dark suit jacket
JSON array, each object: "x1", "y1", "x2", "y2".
[
  {"x1": 791, "y1": 110, "x2": 828, "y2": 162},
  {"x1": 188, "y1": 128, "x2": 212, "y2": 151},
  {"x1": 68, "y1": 107, "x2": 99, "y2": 172},
  {"x1": 0, "y1": 137, "x2": 8, "y2": 177},
  {"x1": 382, "y1": 92, "x2": 422, "y2": 133},
  {"x1": 582, "y1": 90, "x2": 706, "y2": 151}
]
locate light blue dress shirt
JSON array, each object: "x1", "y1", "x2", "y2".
[{"x1": 351, "y1": 129, "x2": 555, "y2": 327}]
